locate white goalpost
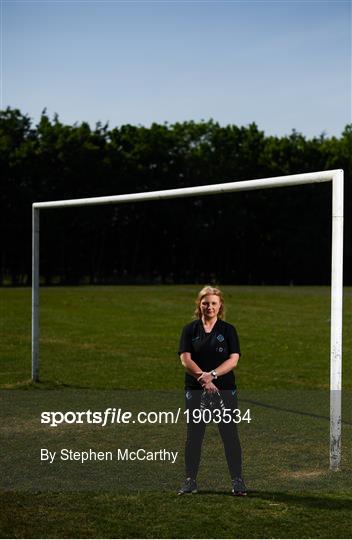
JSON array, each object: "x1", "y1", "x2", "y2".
[{"x1": 31, "y1": 169, "x2": 344, "y2": 470}]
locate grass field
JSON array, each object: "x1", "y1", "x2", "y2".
[{"x1": 1, "y1": 285, "x2": 351, "y2": 538}]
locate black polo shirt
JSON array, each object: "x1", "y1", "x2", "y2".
[{"x1": 178, "y1": 319, "x2": 241, "y2": 389}]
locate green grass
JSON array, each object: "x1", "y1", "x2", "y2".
[
  {"x1": 0, "y1": 285, "x2": 351, "y2": 538},
  {"x1": 2, "y1": 285, "x2": 351, "y2": 390},
  {"x1": 1, "y1": 491, "x2": 351, "y2": 539}
]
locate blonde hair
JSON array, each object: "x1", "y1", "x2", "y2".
[{"x1": 194, "y1": 285, "x2": 225, "y2": 320}]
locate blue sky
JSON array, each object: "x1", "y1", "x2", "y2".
[{"x1": 2, "y1": 0, "x2": 351, "y2": 137}]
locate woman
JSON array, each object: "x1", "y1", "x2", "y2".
[{"x1": 178, "y1": 285, "x2": 246, "y2": 496}]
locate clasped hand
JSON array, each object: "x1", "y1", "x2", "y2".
[{"x1": 197, "y1": 372, "x2": 217, "y2": 393}]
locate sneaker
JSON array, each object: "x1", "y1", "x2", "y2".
[
  {"x1": 232, "y1": 477, "x2": 247, "y2": 496},
  {"x1": 178, "y1": 477, "x2": 198, "y2": 495}
]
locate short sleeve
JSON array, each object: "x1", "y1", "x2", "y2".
[
  {"x1": 178, "y1": 324, "x2": 193, "y2": 355},
  {"x1": 227, "y1": 324, "x2": 241, "y2": 356}
]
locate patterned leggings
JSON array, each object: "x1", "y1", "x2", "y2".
[{"x1": 184, "y1": 388, "x2": 242, "y2": 479}]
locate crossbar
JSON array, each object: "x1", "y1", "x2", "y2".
[
  {"x1": 33, "y1": 170, "x2": 336, "y2": 209},
  {"x1": 32, "y1": 169, "x2": 344, "y2": 470}
]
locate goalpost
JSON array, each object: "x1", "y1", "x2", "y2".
[{"x1": 31, "y1": 169, "x2": 344, "y2": 470}]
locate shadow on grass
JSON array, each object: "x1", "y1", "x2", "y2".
[
  {"x1": 195, "y1": 490, "x2": 352, "y2": 509},
  {"x1": 3, "y1": 380, "x2": 352, "y2": 429},
  {"x1": 0, "y1": 379, "x2": 91, "y2": 391},
  {"x1": 249, "y1": 490, "x2": 352, "y2": 509},
  {"x1": 240, "y1": 398, "x2": 352, "y2": 426}
]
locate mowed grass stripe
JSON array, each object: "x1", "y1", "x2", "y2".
[
  {"x1": 0, "y1": 491, "x2": 351, "y2": 539},
  {"x1": 0, "y1": 286, "x2": 351, "y2": 389}
]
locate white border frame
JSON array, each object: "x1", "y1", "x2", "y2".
[{"x1": 32, "y1": 169, "x2": 344, "y2": 470}]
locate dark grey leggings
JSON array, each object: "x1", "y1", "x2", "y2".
[{"x1": 184, "y1": 388, "x2": 242, "y2": 479}]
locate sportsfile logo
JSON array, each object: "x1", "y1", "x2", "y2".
[{"x1": 40, "y1": 408, "x2": 182, "y2": 427}]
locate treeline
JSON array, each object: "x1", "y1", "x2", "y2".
[{"x1": 1, "y1": 107, "x2": 351, "y2": 285}]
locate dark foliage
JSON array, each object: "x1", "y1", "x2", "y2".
[{"x1": 1, "y1": 107, "x2": 351, "y2": 285}]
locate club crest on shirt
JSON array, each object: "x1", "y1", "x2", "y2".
[{"x1": 217, "y1": 334, "x2": 225, "y2": 342}]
